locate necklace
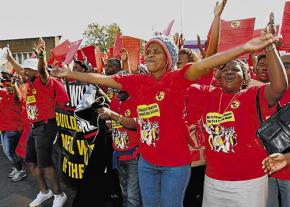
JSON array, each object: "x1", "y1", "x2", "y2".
[{"x1": 218, "y1": 91, "x2": 238, "y2": 114}]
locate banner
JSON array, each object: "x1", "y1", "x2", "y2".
[
  {"x1": 77, "y1": 45, "x2": 97, "y2": 68},
  {"x1": 55, "y1": 82, "x2": 98, "y2": 184},
  {"x1": 48, "y1": 40, "x2": 70, "y2": 67},
  {"x1": 113, "y1": 33, "x2": 123, "y2": 59},
  {"x1": 122, "y1": 36, "x2": 141, "y2": 72},
  {"x1": 63, "y1": 39, "x2": 83, "y2": 65},
  {"x1": 218, "y1": 18, "x2": 256, "y2": 58},
  {"x1": 281, "y1": 1, "x2": 290, "y2": 52}
]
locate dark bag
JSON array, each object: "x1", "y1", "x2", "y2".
[{"x1": 256, "y1": 88, "x2": 290, "y2": 154}]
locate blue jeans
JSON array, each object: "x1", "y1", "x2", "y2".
[
  {"x1": 267, "y1": 176, "x2": 290, "y2": 207},
  {"x1": 118, "y1": 158, "x2": 141, "y2": 207},
  {"x1": 1, "y1": 131, "x2": 22, "y2": 165},
  {"x1": 138, "y1": 157, "x2": 191, "y2": 207}
]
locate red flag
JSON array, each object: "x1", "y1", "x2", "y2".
[
  {"x1": 281, "y1": 1, "x2": 290, "y2": 52},
  {"x1": 80, "y1": 45, "x2": 97, "y2": 68},
  {"x1": 95, "y1": 46, "x2": 104, "y2": 73},
  {"x1": 162, "y1": 19, "x2": 175, "y2": 36},
  {"x1": 48, "y1": 40, "x2": 70, "y2": 66},
  {"x1": 218, "y1": 18, "x2": 255, "y2": 58},
  {"x1": 113, "y1": 33, "x2": 123, "y2": 59},
  {"x1": 122, "y1": 36, "x2": 141, "y2": 72},
  {"x1": 63, "y1": 39, "x2": 82, "y2": 65}
]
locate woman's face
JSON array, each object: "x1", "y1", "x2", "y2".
[
  {"x1": 177, "y1": 53, "x2": 189, "y2": 68},
  {"x1": 255, "y1": 58, "x2": 269, "y2": 83},
  {"x1": 23, "y1": 68, "x2": 38, "y2": 80},
  {"x1": 219, "y1": 61, "x2": 244, "y2": 93},
  {"x1": 145, "y1": 43, "x2": 167, "y2": 74}
]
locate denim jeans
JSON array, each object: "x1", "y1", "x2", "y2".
[
  {"x1": 267, "y1": 176, "x2": 290, "y2": 207},
  {"x1": 1, "y1": 131, "x2": 22, "y2": 164},
  {"x1": 138, "y1": 157, "x2": 191, "y2": 207},
  {"x1": 118, "y1": 158, "x2": 141, "y2": 207}
]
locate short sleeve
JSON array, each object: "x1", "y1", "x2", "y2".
[{"x1": 112, "y1": 74, "x2": 142, "y2": 97}]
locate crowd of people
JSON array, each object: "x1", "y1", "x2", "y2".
[{"x1": 0, "y1": 0, "x2": 290, "y2": 207}]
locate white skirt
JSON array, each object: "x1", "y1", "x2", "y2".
[{"x1": 202, "y1": 175, "x2": 268, "y2": 207}]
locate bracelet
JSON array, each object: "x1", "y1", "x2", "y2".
[
  {"x1": 117, "y1": 115, "x2": 123, "y2": 123},
  {"x1": 265, "y1": 44, "x2": 276, "y2": 52},
  {"x1": 37, "y1": 52, "x2": 46, "y2": 59}
]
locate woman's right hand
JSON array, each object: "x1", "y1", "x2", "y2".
[
  {"x1": 243, "y1": 32, "x2": 274, "y2": 53},
  {"x1": 262, "y1": 153, "x2": 289, "y2": 174}
]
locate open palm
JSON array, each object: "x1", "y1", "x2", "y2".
[{"x1": 244, "y1": 33, "x2": 274, "y2": 53}]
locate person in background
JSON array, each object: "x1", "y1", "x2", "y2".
[
  {"x1": 263, "y1": 53, "x2": 290, "y2": 207},
  {"x1": 0, "y1": 76, "x2": 27, "y2": 182},
  {"x1": 185, "y1": 15, "x2": 287, "y2": 206},
  {"x1": 7, "y1": 38, "x2": 69, "y2": 207}
]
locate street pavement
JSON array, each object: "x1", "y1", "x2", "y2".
[{"x1": 0, "y1": 142, "x2": 77, "y2": 207}]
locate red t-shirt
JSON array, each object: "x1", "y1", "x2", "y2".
[
  {"x1": 26, "y1": 77, "x2": 69, "y2": 123},
  {"x1": 0, "y1": 90, "x2": 24, "y2": 131},
  {"x1": 110, "y1": 96, "x2": 139, "y2": 161},
  {"x1": 113, "y1": 64, "x2": 193, "y2": 166},
  {"x1": 186, "y1": 84, "x2": 269, "y2": 181},
  {"x1": 271, "y1": 90, "x2": 290, "y2": 180}
]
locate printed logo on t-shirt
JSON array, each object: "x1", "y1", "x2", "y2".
[
  {"x1": 137, "y1": 103, "x2": 160, "y2": 119},
  {"x1": 112, "y1": 120, "x2": 122, "y2": 129},
  {"x1": 138, "y1": 118, "x2": 159, "y2": 147},
  {"x1": 204, "y1": 111, "x2": 237, "y2": 153},
  {"x1": 125, "y1": 109, "x2": 131, "y2": 117},
  {"x1": 32, "y1": 89, "x2": 37, "y2": 95},
  {"x1": 26, "y1": 104, "x2": 39, "y2": 120},
  {"x1": 112, "y1": 129, "x2": 129, "y2": 150},
  {"x1": 230, "y1": 99, "x2": 240, "y2": 109},
  {"x1": 155, "y1": 91, "x2": 165, "y2": 101},
  {"x1": 26, "y1": 95, "x2": 36, "y2": 104}
]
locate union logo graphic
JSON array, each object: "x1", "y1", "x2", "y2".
[
  {"x1": 155, "y1": 91, "x2": 165, "y2": 101},
  {"x1": 125, "y1": 109, "x2": 131, "y2": 117},
  {"x1": 231, "y1": 21, "x2": 240, "y2": 29},
  {"x1": 230, "y1": 99, "x2": 240, "y2": 109}
]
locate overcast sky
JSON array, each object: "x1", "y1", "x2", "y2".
[{"x1": 0, "y1": 0, "x2": 286, "y2": 42}]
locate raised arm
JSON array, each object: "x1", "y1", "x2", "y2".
[
  {"x1": 205, "y1": 0, "x2": 227, "y2": 57},
  {"x1": 185, "y1": 32, "x2": 275, "y2": 81},
  {"x1": 34, "y1": 38, "x2": 50, "y2": 84},
  {"x1": 264, "y1": 13, "x2": 288, "y2": 106},
  {"x1": 97, "y1": 107, "x2": 137, "y2": 130},
  {"x1": 7, "y1": 50, "x2": 25, "y2": 77},
  {"x1": 51, "y1": 66, "x2": 122, "y2": 90}
]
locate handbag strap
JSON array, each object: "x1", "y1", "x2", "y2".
[
  {"x1": 256, "y1": 88, "x2": 263, "y2": 125},
  {"x1": 256, "y1": 87, "x2": 282, "y2": 125}
]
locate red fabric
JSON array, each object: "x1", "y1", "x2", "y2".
[
  {"x1": 25, "y1": 77, "x2": 69, "y2": 123},
  {"x1": 281, "y1": 1, "x2": 290, "y2": 52},
  {"x1": 219, "y1": 18, "x2": 255, "y2": 59},
  {"x1": 113, "y1": 33, "x2": 123, "y2": 59},
  {"x1": 48, "y1": 40, "x2": 70, "y2": 67},
  {"x1": 162, "y1": 19, "x2": 175, "y2": 36},
  {"x1": 110, "y1": 96, "x2": 139, "y2": 161},
  {"x1": 77, "y1": 45, "x2": 97, "y2": 68},
  {"x1": 112, "y1": 64, "x2": 193, "y2": 166},
  {"x1": 15, "y1": 123, "x2": 30, "y2": 158},
  {"x1": 63, "y1": 39, "x2": 83, "y2": 65},
  {"x1": 186, "y1": 85, "x2": 268, "y2": 181},
  {"x1": 0, "y1": 90, "x2": 24, "y2": 131}
]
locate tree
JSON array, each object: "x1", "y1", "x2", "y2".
[{"x1": 83, "y1": 22, "x2": 121, "y2": 53}]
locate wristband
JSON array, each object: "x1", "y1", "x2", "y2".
[{"x1": 37, "y1": 52, "x2": 46, "y2": 59}]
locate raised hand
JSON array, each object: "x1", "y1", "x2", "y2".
[
  {"x1": 267, "y1": 12, "x2": 276, "y2": 35},
  {"x1": 33, "y1": 37, "x2": 46, "y2": 56},
  {"x1": 97, "y1": 107, "x2": 112, "y2": 120},
  {"x1": 214, "y1": 0, "x2": 227, "y2": 17},
  {"x1": 262, "y1": 153, "x2": 289, "y2": 174},
  {"x1": 243, "y1": 33, "x2": 274, "y2": 53},
  {"x1": 120, "y1": 48, "x2": 128, "y2": 61}
]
